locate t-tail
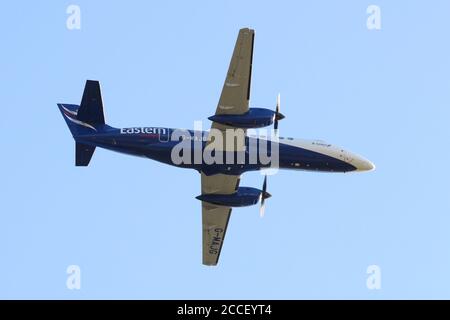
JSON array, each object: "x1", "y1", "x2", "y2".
[{"x1": 57, "y1": 80, "x2": 106, "y2": 166}]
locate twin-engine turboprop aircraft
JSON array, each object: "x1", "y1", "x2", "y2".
[{"x1": 58, "y1": 28, "x2": 374, "y2": 266}]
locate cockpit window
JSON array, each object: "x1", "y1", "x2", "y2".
[{"x1": 312, "y1": 140, "x2": 331, "y2": 147}]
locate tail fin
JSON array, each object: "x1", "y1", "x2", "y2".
[
  {"x1": 78, "y1": 80, "x2": 105, "y2": 125},
  {"x1": 58, "y1": 80, "x2": 106, "y2": 167}
]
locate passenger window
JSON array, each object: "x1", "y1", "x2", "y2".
[{"x1": 158, "y1": 128, "x2": 170, "y2": 142}]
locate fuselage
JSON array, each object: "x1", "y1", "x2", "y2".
[{"x1": 75, "y1": 126, "x2": 374, "y2": 175}]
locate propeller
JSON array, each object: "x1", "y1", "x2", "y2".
[
  {"x1": 274, "y1": 93, "x2": 285, "y2": 132},
  {"x1": 259, "y1": 175, "x2": 272, "y2": 218}
]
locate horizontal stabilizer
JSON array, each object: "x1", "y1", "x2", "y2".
[{"x1": 76, "y1": 142, "x2": 95, "y2": 166}]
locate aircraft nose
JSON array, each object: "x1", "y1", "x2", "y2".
[{"x1": 353, "y1": 156, "x2": 375, "y2": 172}]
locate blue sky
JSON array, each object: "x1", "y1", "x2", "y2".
[{"x1": 1, "y1": 1, "x2": 450, "y2": 299}]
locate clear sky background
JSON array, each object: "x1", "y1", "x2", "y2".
[{"x1": 1, "y1": 1, "x2": 450, "y2": 299}]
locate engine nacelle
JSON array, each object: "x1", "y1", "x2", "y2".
[
  {"x1": 208, "y1": 108, "x2": 276, "y2": 128},
  {"x1": 196, "y1": 187, "x2": 266, "y2": 207}
]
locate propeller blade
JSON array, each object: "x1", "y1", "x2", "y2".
[
  {"x1": 276, "y1": 93, "x2": 281, "y2": 114},
  {"x1": 274, "y1": 93, "x2": 284, "y2": 134},
  {"x1": 260, "y1": 175, "x2": 268, "y2": 218},
  {"x1": 260, "y1": 200, "x2": 266, "y2": 218}
]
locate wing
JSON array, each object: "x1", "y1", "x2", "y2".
[
  {"x1": 201, "y1": 173, "x2": 240, "y2": 266},
  {"x1": 200, "y1": 28, "x2": 254, "y2": 266},
  {"x1": 209, "y1": 28, "x2": 255, "y2": 146},
  {"x1": 214, "y1": 28, "x2": 254, "y2": 119}
]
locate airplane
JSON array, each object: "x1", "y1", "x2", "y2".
[{"x1": 58, "y1": 28, "x2": 374, "y2": 266}]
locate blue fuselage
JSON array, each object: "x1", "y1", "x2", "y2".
[{"x1": 74, "y1": 126, "x2": 357, "y2": 175}]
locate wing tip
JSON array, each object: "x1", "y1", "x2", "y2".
[
  {"x1": 203, "y1": 261, "x2": 218, "y2": 267},
  {"x1": 239, "y1": 27, "x2": 255, "y2": 33}
]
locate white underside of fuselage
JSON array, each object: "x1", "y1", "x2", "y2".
[{"x1": 252, "y1": 135, "x2": 375, "y2": 172}]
